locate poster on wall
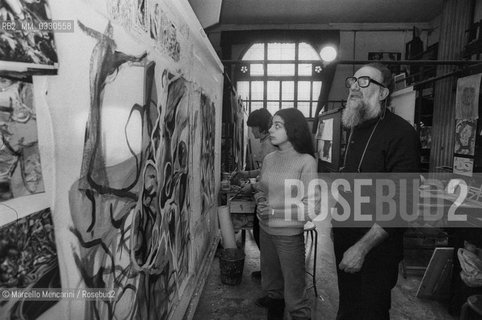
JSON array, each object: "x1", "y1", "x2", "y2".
[
  {"x1": 0, "y1": 0, "x2": 58, "y2": 72},
  {"x1": 0, "y1": 207, "x2": 61, "y2": 319},
  {"x1": 453, "y1": 156, "x2": 474, "y2": 177},
  {"x1": 454, "y1": 119, "x2": 476, "y2": 156},
  {"x1": 147, "y1": 0, "x2": 182, "y2": 62},
  {"x1": 455, "y1": 73, "x2": 481, "y2": 120},
  {"x1": 106, "y1": 0, "x2": 148, "y2": 33},
  {"x1": 0, "y1": 77, "x2": 45, "y2": 201}
]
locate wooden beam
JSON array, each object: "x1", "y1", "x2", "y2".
[{"x1": 206, "y1": 22, "x2": 434, "y2": 33}]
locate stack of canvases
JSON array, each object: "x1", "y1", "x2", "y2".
[{"x1": 0, "y1": 0, "x2": 222, "y2": 319}]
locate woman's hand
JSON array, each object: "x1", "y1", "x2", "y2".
[
  {"x1": 256, "y1": 202, "x2": 271, "y2": 219},
  {"x1": 254, "y1": 192, "x2": 270, "y2": 219}
]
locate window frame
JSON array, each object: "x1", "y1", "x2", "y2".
[{"x1": 235, "y1": 41, "x2": 323, "y2": 119}]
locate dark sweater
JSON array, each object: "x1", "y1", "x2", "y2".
[{"x1": 333, "y1": 110, "x2": 421, "y2": 261}]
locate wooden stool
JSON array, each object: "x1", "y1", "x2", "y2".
[{"x1": 304, "y1": 221, "x2": 318, "y2": 298}]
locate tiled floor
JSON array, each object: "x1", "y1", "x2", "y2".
[{"x1": 193, "y1": 220, "x2": 457, "y2": 320}]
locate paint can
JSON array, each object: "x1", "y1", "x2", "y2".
[{"x1": 219, "y1": 248, "x2": 245, "y2": 286}]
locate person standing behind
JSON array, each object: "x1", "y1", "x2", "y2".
[
  {"x1": 333, "y1": 63, "x2": 420, "y2": 320},
  {"x1": 255, "y1": 108, "x2": 320, "y2": 320},
  {"x1": 235, "y1": 108, "x2": 277, "y2": 281}
]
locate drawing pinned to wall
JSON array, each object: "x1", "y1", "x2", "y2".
[
  {"x1": 148, "y1": 0, "x2": 181, "y2": 62},
  {"x1": 0, "y1": 77, "x2": 44, "y2": 201},
  {"x1": 454, "y1": 119, "x2": 476, "y2": 156},
  {"x1": 454, "y1": 156, "x2": 474, "y2": 177},
  {"x1": 200, "y1": 93, "x2": 216, "y2": 215},
  {"x1": 455, "y1": 73, "x2": 481, "y2": 120},
  {"x1": 420, "y1": 126, "x2": 432, "y2": 149},
  {"x1": 0, "y1": 0, "x2": 58, "y2": 71},
  {"x1": 149, "y1": 1, "x2": 161, "y2": 40},
  {"x1": 106, "y1": 0, "x2": 147, "y2": 33},
  {"x1": 0, "y1": 207, "x2": 61, "y2": 319}
]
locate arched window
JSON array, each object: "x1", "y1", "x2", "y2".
[{"x1": 235, "y1": 42, "x2": 323, "y2": 118}]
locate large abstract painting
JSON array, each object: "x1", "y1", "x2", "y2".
[
  {"x1": 0, "y1": 208, "x2": 61, "y2": 319},
  {"x1": 69, "y1": 19, "x2": 192, "y2": 320},
  {"x1": 200, "y1": 93, "x2": 216, "y2": 216},
  {"x1": 0, "y1": 0, "x2": 58, "y2": 71},
  {"x1": 0, "y1": 77, "x2": 44, "y2": 201}
]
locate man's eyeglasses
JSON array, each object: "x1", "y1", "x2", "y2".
[{"x1": 345, "y1": 76, "x2": 386, "y2": 88}]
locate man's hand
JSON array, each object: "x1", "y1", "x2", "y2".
[{"x1": 338, "y1": 243, "x2": 368, "y2": 273}]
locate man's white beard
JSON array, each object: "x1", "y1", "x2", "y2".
[{"x1": 342, "y1": 98, "x2": 381, "y2": 128}]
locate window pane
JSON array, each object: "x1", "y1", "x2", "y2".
[
  {"x1": 251, "y1": 81, "x2": 264, "y2": 100},
  {"x1": 237, "y1": 81, "x2": 249, "y2": 101},
  {"x1": 282, "y1": 81, "x2": 294, "y2": 100},
  {"x1": 267, "y1": 64, "x2": 295, "y2": 76},
  {"x1": 268, "y1": 43, "x2": 295, "y2": 60},
  {"x1": 267, "y1": 81, "x2": 280, "y2": 100},
  {"x1": 312, "y1": 81, "x2": 322, "y2": 100},
  {"x1": 251, "y1": 102, "x2": 263, "y2": 111},
  {"x1": 242, "y1": 43, "x2": 264, "y2": 61},
  {"x1": 267, "y1": 102, "x2": 279, "y2": 115},
  {"x1": 298, "y1": 42, "x2": 320, "y2": 61},
  {"x1": 297, "y1": 102, "x2": 310, "y2": 118},
  {"x1": 298, "y1": 81, "x2": 311, "y2": 100},
  {"x1": 298, "y1": 64, "x2": 312, "y2": 76},
  {"x1": 281, "y1": 101, "x2": 294, "y2": 109},
  {"x1": 250, "y1": 64, "x2": 264, "y2": 76}
]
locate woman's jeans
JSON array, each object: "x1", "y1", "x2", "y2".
[{"x1": 260, "y1": 228, "x2": 310, "y2": 319}]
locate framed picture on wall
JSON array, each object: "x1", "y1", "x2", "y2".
[
  {"x1": 316, "y1": 108, "x2": 343, "y2": 172},
  {"x1": 368, "y1": 52, "x2": 402, "y2": 75}
]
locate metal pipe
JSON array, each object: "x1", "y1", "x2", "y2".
[{"x1": 221, "y1": 59, "x2": 481, "y2": 65}]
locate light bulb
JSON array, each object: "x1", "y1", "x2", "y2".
[{"x1": 320, "y1": 46, "x2": 337, "y2": 62}]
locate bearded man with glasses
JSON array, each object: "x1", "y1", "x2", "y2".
[{"x1": 332, "y1": 63, "x2": 420, "y2": 320}]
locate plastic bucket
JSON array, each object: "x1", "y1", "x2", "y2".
[{"x1": 219, "y1": 248, "x2": 245, "y2": 285}]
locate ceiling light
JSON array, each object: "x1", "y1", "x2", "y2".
[{"x1": 320, "y1": 46, "x2": 337, "y2": 62}]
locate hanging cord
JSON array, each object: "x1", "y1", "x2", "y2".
[
  {"x1": 223, "y1": 72, "x2": 238, "y2": 96},
  {"x1": 342, "y1": 116, "x2": 383, "y2": 173}
]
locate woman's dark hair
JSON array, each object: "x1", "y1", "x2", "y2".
[
  {"x1": 366, "y1": 62, "x2": 394, "y2": 106},
  {"x1": 247, "y1": 108, "x2": 272, "y2": 133},
  {"x1": 274, "y1": 108, "x2": 315, "y2": 157}
]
